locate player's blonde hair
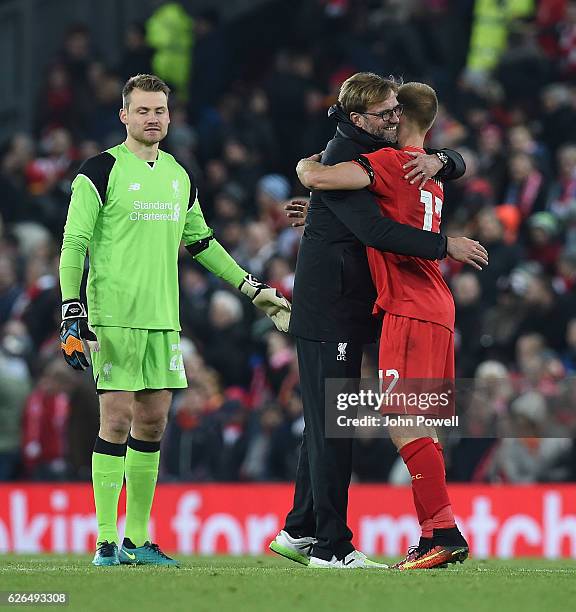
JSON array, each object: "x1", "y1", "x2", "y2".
[
  {"x1": 338, "y1": 72, "x2": 400, "y2": 115},
  {"x1": 397, "y1": 82, "x2": 438, "y2": 132},
  {"x1": 122, "y1": 74, "x2": 171, "y2": 108}
]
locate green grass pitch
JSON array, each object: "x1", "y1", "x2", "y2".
[{"x1": 1, "y1": 555, "x2": 575, "y2": 612}]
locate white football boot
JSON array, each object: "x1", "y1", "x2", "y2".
[
  {"x1": 309, "y1": 550, "x2": 388, "y2": 569},
  {"x1": 269, "y1": 530, "x2": 317, "y2": 566}
]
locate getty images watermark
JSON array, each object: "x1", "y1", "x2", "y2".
[
  {"x1": 335, "y1": 387, "x2": 456, "y2": 428},
  {"x1": 327, "y1": 379, "x2": 456, "y2": 437},
  {"x1": 324, "y1": 377, "x2": 576, "y2": 439}
]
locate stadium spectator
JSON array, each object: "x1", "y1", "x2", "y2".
[
  {"x1": 476, "y1": 125, "x2": 508, "y2": 197},
  {"x1": 255, "y1": 174, "x2": 291, "y2": 232},
  {"x1": 188, "y1": 9, "x2": 230, "y2": 121},
  {"x1": 526, "y1": 212, "x2": 562, "y2": 273},
  {"x1": 65, "y1": 374, "x2": 99, "y2": 480},
  {"x1": 557, "y1": 0, "x2": 576, "y2": 78},
  {"x1": 35, "y1": 64, "x2": 77, "y2": 134},
  {"x1": 202, "y1": 290, "x2": 252, "y2": 387},
  {"x1": 453, "y1": 272, "x2": 484, "y2": 377},
  {"x1": 540, "y1": 84, "x2": 576, "y2": 153},
  {"x1": 562, "y1": 318, "x2": 576, "y2": 372},
  {"x1": 0, "y1": 257, "x2": 23, "y2": 326},
  {"x1": 163, "y1": 382, "x2": 222, "y2": 481},
  {"x1": 547, "y1": 144, "x2": 576, "y2": 231},
  {"x1": 447, "y1": 149, "x2": 495, "y2": 223},
  {"x1": 0, "y1": 341, "x2": 31, "y2": 480},
  {"x1": 241, "y1": 402, "x2": 285, "y2": 480},
  {"x1": 21, "y1": 361, "x2": 73, "y2": 480},
  {"x1": 59, "y1": 24, "x2": 95, "y2": 90},
  {"x1": 501, "y1": 153, "x2": 548, "y2": 220},
  {"x1": 85, "y1": 72, "x2": 124, "y2": 145},
  {"x1": 118, "y1": 23, "x2": 154, "y2": 81},
  {"x1": 0, "y1": 134, "x2": 35, "y2": 224},
  {"x1": 265, "y1": 50, "x2": 317, "y2": 176},
  {"x1": 485, "y1": 391, "x2": 572, "y2": 482},
  {"x1": 474, "y1": 208, "x2": 522, "y2": 305},
  {"x1": 494, "y1": 25, "x2": 553, "y2": 112}
]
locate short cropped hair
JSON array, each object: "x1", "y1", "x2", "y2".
[
  {"x1": 122, "y1": 74, "x2": 171, "y2": 108},
  {"x1": 397, "y1": 82, "x2": 438, "y2": 132},
  {"x1": 338, "y1": 72, "x2": 400, "y2": 115}
]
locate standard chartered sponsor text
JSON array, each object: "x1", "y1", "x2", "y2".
[{"x1": 130, "y1": 200, "x2": 180, "y2": 222}]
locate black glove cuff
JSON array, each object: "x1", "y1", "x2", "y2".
[
  {"x1": 62, "y1": 299, "x2": 88, "y2": 320},
  {"x1": 239, "y1": 273, "x2": 266, "y2": 291}
]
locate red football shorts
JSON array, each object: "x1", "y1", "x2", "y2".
[{"x1": 378, "y1": 313, "x2": 455, "y2": 417}]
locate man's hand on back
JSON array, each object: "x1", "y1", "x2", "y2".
[
  {"x1": 285, "y1": 199, "x2": 309, "y2": 227},
  {"x1": 402, "y1": 152, "x2": 444, "y2": 189},
  {"x1": 446, "y1": 237, "x2": 489, "y2": 271}
]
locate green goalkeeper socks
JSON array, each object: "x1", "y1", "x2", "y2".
[
  {"x1": 91, "y1": 436, "x2": 160, "y2": 547},
  {"x1": 124, "y1": 437, "x2": 161, "y2": 547},
  {"x1": 92, "y1": 439, "x2": 126, "y2": 545}
]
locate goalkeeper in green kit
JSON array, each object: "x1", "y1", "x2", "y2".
[{"x1": 59, "y1": 74, "x2": 291, "y2": 567}]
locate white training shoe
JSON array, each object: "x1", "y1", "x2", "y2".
[
  {"x1": 269, "y1": 530, "x2": 317, "y2": 566},
  {"x1": 309, "y1": 550, "x2": 388, "y2": 569}
]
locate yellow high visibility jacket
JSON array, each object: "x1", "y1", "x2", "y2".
[
  {"x1": 466, "y1": 0, "x2": 535, "y2": 72},
  {"x1": 146, "y1": 2, "x2": 194, "y2": 100}
]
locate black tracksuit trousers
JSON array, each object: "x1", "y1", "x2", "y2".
[{"x1": 284, "y1": 337, "x2": 363, "y2": 561}]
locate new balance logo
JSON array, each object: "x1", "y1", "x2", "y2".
[
  {"x1": 337, "y1": 342, "x2": 347, "y2": 361},
  {"x1": 128, "y1": 183, "x2": 141, "y2": 191}
]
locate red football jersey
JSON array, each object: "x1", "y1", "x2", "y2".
[{"x1": 359, "y1": 145, "x2": 455, "y2": 331}]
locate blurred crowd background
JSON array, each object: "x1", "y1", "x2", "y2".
[{"x1": 1, "y1": 0, "x2": 576, "y2": 485}]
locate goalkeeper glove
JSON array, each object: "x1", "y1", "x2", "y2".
[
  {"x1": 60, "y1": 299, "x2": 98, "y2": 371},
  {"x1": 239, "y1": 274, "x2": 291, "y2": 332}
]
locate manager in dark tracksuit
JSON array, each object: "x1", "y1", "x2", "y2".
[{"x1": 270, "y1": 73, "x2": 470, "y2": 567}]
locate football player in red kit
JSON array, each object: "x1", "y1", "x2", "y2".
[{"x1": 296, "y1": 81, "x2": 489, "y2": 569}]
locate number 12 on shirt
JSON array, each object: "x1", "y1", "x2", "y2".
[{"x1": 420, "y1": 189, "x2": 443, "y2": 231}]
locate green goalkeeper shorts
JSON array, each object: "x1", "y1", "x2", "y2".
[{"x1": 90, "y1": 327, "x2": 188, "y2": 391}]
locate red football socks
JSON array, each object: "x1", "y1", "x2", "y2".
[{"x1": 400, "y1": 437, "x2": 456, "y2": 531}]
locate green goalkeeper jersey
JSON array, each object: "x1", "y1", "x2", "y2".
[{"x1": 60, "y1": 143, "x2": 246, "y2": 330}]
